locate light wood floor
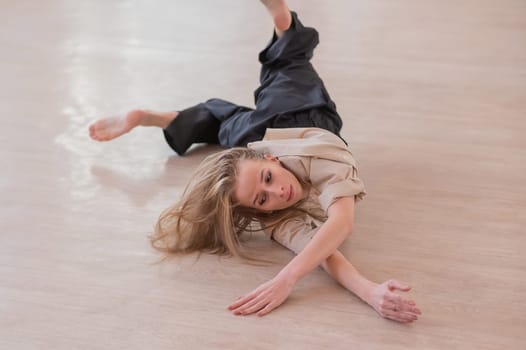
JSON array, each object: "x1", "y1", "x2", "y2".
[{"x1": 1, "y1": 0, "x2": 525, "y2": 349}]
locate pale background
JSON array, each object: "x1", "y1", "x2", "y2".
[{"x1": 1, "y1": 0, "x2": 525, "y2": 349}]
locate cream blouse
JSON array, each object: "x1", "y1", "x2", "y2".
[{"x1": 247, "y1": 128, "x2": 367, "y2": 254}]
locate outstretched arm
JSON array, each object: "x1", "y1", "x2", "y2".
[
  {"x1": 228, "y1": 196, "x2": 421, "y2": 322},
  {"x1": 320, "y1": 250, "x2": 421, "y2": 323},
  {"x1": 228, "y1": 196, "x2": 356, "y2": 315}
]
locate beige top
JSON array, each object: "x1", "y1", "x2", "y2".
[{"x1": 247, "y1": 128, "x2": 367, "y2": 254}]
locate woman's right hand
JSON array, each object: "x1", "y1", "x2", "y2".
[{"x1": 367, "y1": 279, "x2": 422, "y2": 323}]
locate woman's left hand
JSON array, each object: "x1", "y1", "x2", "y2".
[
  {"x1": 228, "y1": 272, "x2": 296, "y2": 317},
  {"x1": 367, "y1": 279, "x2": 422, "y2": 323}
]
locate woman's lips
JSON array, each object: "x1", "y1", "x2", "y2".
[{"x1": 288, "y1": 185, "x2": 293, "y2": 202}]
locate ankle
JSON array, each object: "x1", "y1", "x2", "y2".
[
  {"x1": 139, "y1": 110, "x2": 177, "y2": 129},
  {"x1": 261, "y1": 0, "x2": 291, "y2": 35},
  {"x1": 160, "y1": 111, "x2": 178, "y2": 129}
]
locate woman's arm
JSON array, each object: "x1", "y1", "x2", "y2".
[
  {"x1": 279, "y1": 196, "x2": 356, "y2": 282},
  {"x1": 228, "y1": 197, "x2": 422, "y2": 321},
  {"x1": 321, "y1": 250, "x2": 421, "y2": 323},
  {"x1": 228, "y1": 196, "x2": 356, "y2": 316}
]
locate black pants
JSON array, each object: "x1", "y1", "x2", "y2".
[{"x1": 163, "y1": 11, "x2": 344, "y2": 155}]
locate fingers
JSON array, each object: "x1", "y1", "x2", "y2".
[
  {"x1": 379, "y1": 301, "x2": 419, "y2": 322},
  {"x1": 387, "y1": 279, "x2": 411, "y2": 292},
  {"x1": 383, "y1": 297, "x2": 422, "y2": 316},
  {"x1": 386, "y1": 291, "x2": 421, "y2": 313},
  {"x1": 228, "y1": 292, "x2": 258, "y2": 310},
  {"x1": 382, "y1": 308, "x2": 419, "y2": 323},
  {"x1": 228, "y1": 286, "x2": 282, "y2": 317},
  {"x1": 385, "y1": 293, "x2": 420, "y2": 313},
  {"x1": 242, "y1": 298, "x2": 269, "y2": 315},
  {"x1": 231, "y1": 297, "x2": 278, "y2": 317},
  {"x1": 228, "y1": 283, "x2": 273, "y2": 315},
  {"x1": 375, "y1": 281, "x2": 421, "y2": 323},
  {"x1": 257, "y1": 301, "x2": 278, "y2": 317},
  {"x1": 231, "y1": 292, "x2": 270, "y2": 315}
]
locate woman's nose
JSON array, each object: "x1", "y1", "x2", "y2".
[{"x1": 269, "y1": 185, "x2": 285, "y2": 197}]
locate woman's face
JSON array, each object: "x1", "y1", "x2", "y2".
[{"x1": 233, "y1": 155, "x2": 305, "y2": 212}]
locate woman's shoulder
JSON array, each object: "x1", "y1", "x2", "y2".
[
  {"x1": 256, "y1": 127, "x2": 345, "y2": 145},
  {"x1": 248, "y1": 127, "x2": 355, "y2": 166}
]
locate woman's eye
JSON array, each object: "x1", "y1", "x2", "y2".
[
  {"x1": 265, "y1": 172, "x2": 272, "y2": 183},
  {"x1": 259, "y1": 193, "x2": 267, "y2": 206}
]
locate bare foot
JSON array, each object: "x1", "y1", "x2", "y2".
[
  {"x1": 260, "y1": 0, "x2": 292, "y2": 35},
  {"x1": 89, "y1": 109, "x2": 177, "y2": 141},
  {"x1": 89, "y1": 110, "x2": 143, "y2": 141}
]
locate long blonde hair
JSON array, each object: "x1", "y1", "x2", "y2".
[{"x1": 150, "y1": 147, "x2": 324, "y2": 264}]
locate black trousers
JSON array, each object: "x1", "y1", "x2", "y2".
[{"x1": 163, "y1": 11, "x2": 344, "y2": 155}]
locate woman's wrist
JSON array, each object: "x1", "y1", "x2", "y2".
[
  {"x1": 321, "y1": 251, "x2": 377, "y2": 303},
  {"x1": 358, "y1": 279, "x2": 380, "y2": 305},
  {"x1": 277, "y1": 264, "x2": 301, "y2": 285}
]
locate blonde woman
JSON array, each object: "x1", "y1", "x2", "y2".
[{"x1": 89, "y1": 0, "x2": 422, "y2": 323}]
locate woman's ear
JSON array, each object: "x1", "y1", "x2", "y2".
[{"x1": 264, "y1": 153, "x2": 279, "y2": 162}]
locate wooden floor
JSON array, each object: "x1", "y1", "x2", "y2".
[{"x1": 2, "y1": 0, "x2": 525, "y2": 349}]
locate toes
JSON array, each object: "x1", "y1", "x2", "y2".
[
  {"x1": 89, "y1": 122, "x2": 101, "y2": 138},
  {"x1": 89, "y1": 128, "x2": 99, "y2": 141},
  {"x1": 89, "y1": 129, "x2": 97, "y2": 140}
]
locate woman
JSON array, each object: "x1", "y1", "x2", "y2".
[{"x1": 89, "y1": 0, "x2": 421, "y2": 323}]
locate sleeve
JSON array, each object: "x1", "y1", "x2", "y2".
[
  {"x1": 263, "y1": 218, "x2": 321, "y2": 255},
  {"x1": 309, "y1": 158, "x2": 367, "y2": 213}
]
